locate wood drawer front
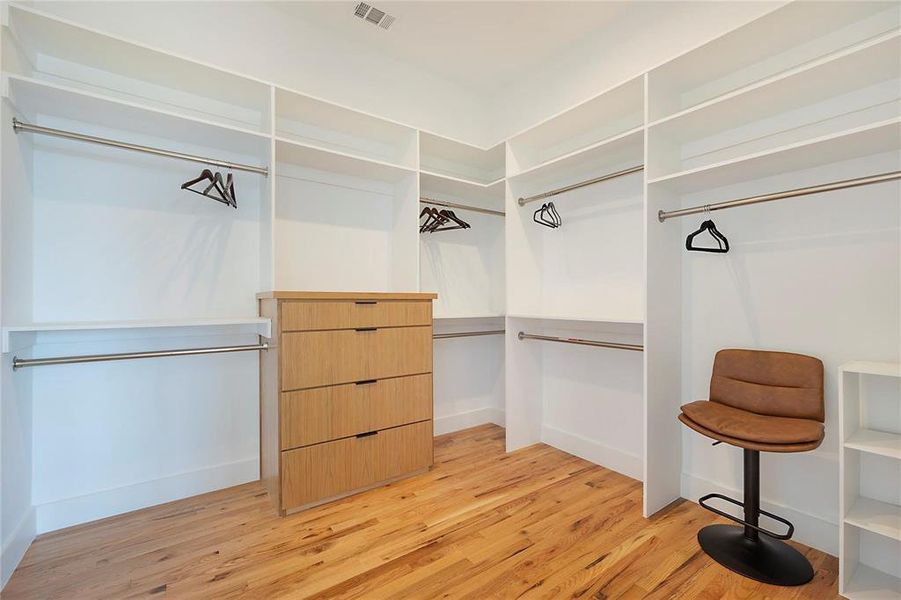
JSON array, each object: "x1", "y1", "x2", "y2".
[
  {"x1": 281, "y1": 420, "x2": 433, "y2": 509},
  {"x1": 280, "y1": 374, "x2": 432, "y2": 449},
  {"x1": 281, "y1": 326, "x2": 432, "y2": 390},
  {"x1": 281, "y1": 300, "x2": 431, "y2": 331}
]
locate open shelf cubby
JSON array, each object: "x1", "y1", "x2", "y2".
[
  {"x1": 647, "y1": 31, "x2": 901, "y2": 179},
  {"x1": 840, "y1": 362, "x2": 901, "y2": 599},
  {"x1": 648, "y1": 1, "x2": 900, "y2": 123},
  {"x1": 3, "y1": 4, "x2": 272, "y2": 133},
  {"x1": 275, "y1": 87, "x2": 417, "y2": 170}
]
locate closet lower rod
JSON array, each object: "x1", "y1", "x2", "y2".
[
  {"x1": 12, "y1": 342, "x2": 269, "y2": 370},
  {"x1": 421, "y1": 197, "x2": 505, "y2": 216},
  {"x1": 11, "y1": 119, "x2": 269, "y2": 176},
  {"x1": 657, "y1": 171, "x2": 901, "y2": 222},
  {"x1": 517, "y1": 331, "x2": 643, "y2": 352},
  {"x1": 518, "y1": 164, "x2": 644, "y2": 206},
  {"x1": 433, "y1": 330, "x2": 505, "y2": 340}
]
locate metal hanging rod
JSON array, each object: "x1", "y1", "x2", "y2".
[
  {"x1": 12, "y1": 118, "x2": 269, "y2": 176},
  {"x1": 12, "y1": 341, "x2": 269, "y2": 370},
  {"x1": 518, "y1": 164, "x2": 644, "y2": 206},
  {"x1": 420, "y1": 197, "x2": 505, "y2": 217},
  {"x1": 658, "y1": 170, "x2": 901, "y2": 222},
  {"x1": 517, "y1": 331, "x2": 643, "y2": 352},
  {"x1": 433, "y1": 330, "x2": 505, "y2": 340}
]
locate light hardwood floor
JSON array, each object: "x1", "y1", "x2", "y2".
[{"x1": 4, "y1": 425, "x2": 839, "y2": 599}]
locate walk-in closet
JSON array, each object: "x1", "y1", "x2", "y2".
[{"x1": 1, "y1": 2, "x2": 899, "y2": 598}]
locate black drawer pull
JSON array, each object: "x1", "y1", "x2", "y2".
[
  {"x1": 356, "y1": 430, "x2": 378, "y2": 438},
  {"x1": 355, "y1": 301, "x2": 378, "y2": 305},
  {"x1": 355, "y1": 327, "x2": 377, "y2": 332},
  {"x1": 355, "y1": 379, "x2": 378, "y2": 386}
]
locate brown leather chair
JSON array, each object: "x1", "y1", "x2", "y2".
[{"x1": 679, "y1": 349, "x2": 824, "y2": 586}]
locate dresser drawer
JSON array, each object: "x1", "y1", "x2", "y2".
[
  {"x1": 281, "y1": 420, "x2": 433, "y2": 509},
  {"x1": 281, "y1": 300, "x2": 431, "y2": 331},
  {"x1": 280, "y1": 374, "x2": 432, "y2": 449},
  {"x1": 281, "y1": 326, "x2": 432, "y2": 390}
]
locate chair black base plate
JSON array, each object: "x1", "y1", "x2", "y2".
[{"x1": 698, "y1": 524, "x2": 814, "y2": 586}]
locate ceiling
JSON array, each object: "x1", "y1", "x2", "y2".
[{"x1": 271, "y1": 1, "x2": 638, "y2": 95}]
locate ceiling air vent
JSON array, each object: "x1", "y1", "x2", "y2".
[{"x1": 353, "y1": 3, "x2": 396, "y2": 30}]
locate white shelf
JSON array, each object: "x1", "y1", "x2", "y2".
[
  {"x1": 5, "y1": 4, "x2": 271, "y2": 132},
  {"x1": 507, "y1": 127, "x2": 644, "y2": 195},
  {"x1": 275, "y1": 86, "x2": 417, "y2": 170},
  {"x1": 844, "y1": 564, "x2": 901, "y2": 600},
  {"x1": 648, "y1": 118, "x2": 901, "y2": 193},
  {"x1": 419, "y1": 133, "x2": 504, "y2": 185},
  {"x1": 2, "y1": 318, "x2": 271, "y2": 352},
  {"x1": 434, "y1": 314, "x2": 505, "y2": 321},
  {"x1": 420, "y1": 171, "x2": 505, "y2": 206},
  {"x1": 507, "y1": 313, "x2": 644, "y2": 326},
  {"x1": 648, "y1": 2, "x2": 901, "y2": 121},
  {"x1": 842, "y1": 361, "x2": 901, "y2": 378},
  {"x1": 649, "y1": 31, "x2": 901, "y2": 134},
  {"x1": 846, "y1": 429, "x2": 901, "y2": 460},
  {"x1": 507, "y1": 76, "x2": 643, "y2": 176},
  {"x1": 3, "y1": 74, "x2": 271, "y2": 160},
  {"x1": 846, "y1": 497, "x2": 901, "y2": 542},
  {"x1": 275, "y1": 137, "x2": 415, "y2": 183}
]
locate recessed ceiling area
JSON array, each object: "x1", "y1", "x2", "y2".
[{"x1": 272, "y1": 2, "x2": 639, "y2": 95}]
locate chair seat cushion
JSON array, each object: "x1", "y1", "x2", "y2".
[{"x1": 680, "y1": 400, "x2": 825, "y2": 451}]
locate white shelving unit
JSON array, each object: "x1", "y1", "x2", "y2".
[{"x1": 839, "y1": 361, "x2": 901, "y2": 599}]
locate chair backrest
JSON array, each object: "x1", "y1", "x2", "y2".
[{"x1": 710, "y1": 349, "x2": 824, "y2": 422}]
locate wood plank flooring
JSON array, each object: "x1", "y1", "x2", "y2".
[{"x1": 4, "y1": 425, "x2": 839, "y2": 599}]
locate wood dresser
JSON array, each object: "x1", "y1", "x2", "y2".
[{"x1": 257, "y1": 291, "x2": 438, "y2": 515}]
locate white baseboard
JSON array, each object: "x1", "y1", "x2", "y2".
[
  {"x1": 434, "y1": 407, "x2": 504, "y2": 435},
  {"x1": 681, "y1": 473, "x2": 838, "y2": 556},
  {"x1": 1, "y1": 506, "x2": 35, "y2": 590},
  {"x1": 541, "y1": 425, "x2": 643, "y2": 481},
  {"x1": 35, "y1": 457, "x2": 259, "y2": 535}
]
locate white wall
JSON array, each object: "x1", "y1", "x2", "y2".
[{"x1": 29, "y1": 1, "x2": 490, "y2": 146}]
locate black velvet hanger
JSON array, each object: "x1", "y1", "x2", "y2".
[
  {"x1": 686, "y1": 219, "x2": 729, "y2": 253},
  {"x1": 533, "y1": 202, "x2": 561, "y2": 228},
  {"x1": 181, "y1": 168, "x2": 237, "y2": 208}
]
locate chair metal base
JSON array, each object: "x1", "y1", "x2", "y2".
[{"x1": 698, "y1": 524, "x2": 814, "y2": 586}]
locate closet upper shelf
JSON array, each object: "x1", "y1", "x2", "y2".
[
  {"x1": 647, "y1": 118, "x2": 901, "y2": 194},
  {"x1": 1, "y1": 317, "x2": 272, "y2": 353},
  {"x1": 647, "y1": 1, "x2": 900, "y2": 121},
  {"x1": 420, "y1": 171, "x2": 504, "y2": 206},
  {"x1": 3, "y1": 4, "x2": 272, "y2": 133},
  {"x1": 507, "y1": 127, "x2": 643, "y2": 195},
  {"x1": 507, "y1": 76, "x2": 643, "y2": 177},
  {"x1": 275, "y1": 137, "x2": 416, "y2": 183},
  {"x1": 419, "y1": 133, "x2": 504, "y2": 185},
  {"x1": 647, "y1": 31, "x2": 901, "y2": 179},
  {"x1": 3, "y1": 75, "x2": 272, "y2": 161},
  {"x1": 275, "y1": 87, "x2": 417, "y2": 170}
]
